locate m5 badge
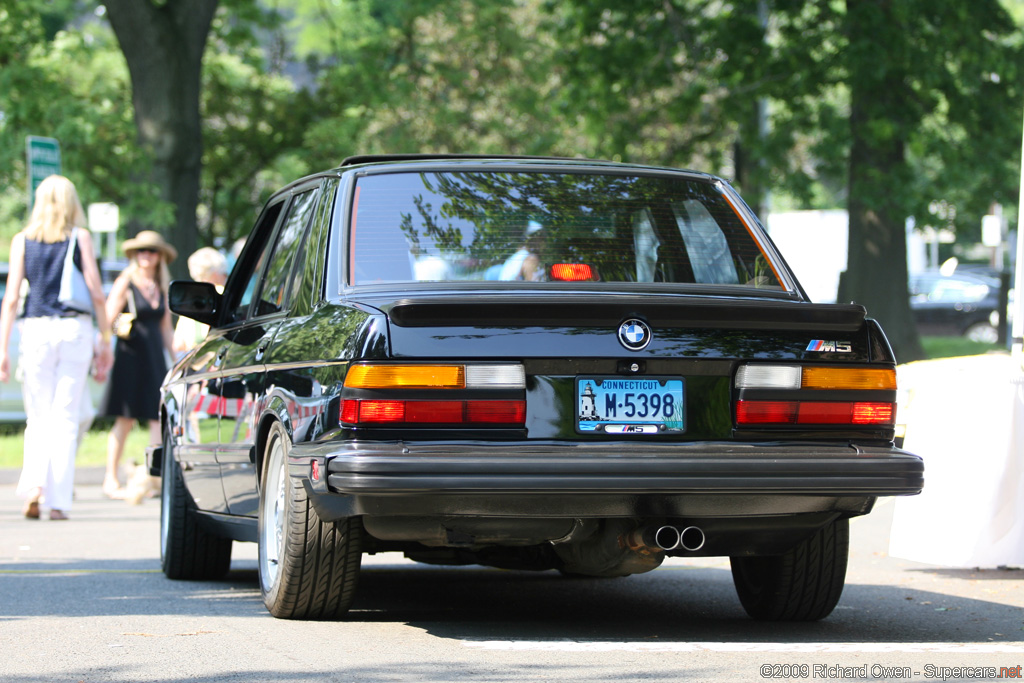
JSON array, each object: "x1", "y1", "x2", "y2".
[{"x1": 806, "y1": 340, "x2": 852, "y2": 353}]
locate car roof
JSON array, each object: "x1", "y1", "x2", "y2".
[
  {"x1": 268, "y1": 155, "x2": 722, "y2": 203},
  {"x1": 336, "y1": 154, "x2": 718, "y2": 180},
  {"x1": 340, "y1": 153, "x2": 583, "y2": 166}
]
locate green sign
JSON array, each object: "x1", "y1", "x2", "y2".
[{"x1": 26, "y1": 136, "x2": 62, "y2": 209}]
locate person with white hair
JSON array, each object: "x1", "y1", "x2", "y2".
[{"x1": 172, "y1": 246, "x2": 228, "y2": 356}]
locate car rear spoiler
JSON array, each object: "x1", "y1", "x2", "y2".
[{"x1": 384, "y1": 296, "x2": 867, "y2": 332}]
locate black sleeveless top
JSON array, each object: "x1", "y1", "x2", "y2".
[
  {"x1": 99, "y1": 282, "x2": 168, "y2": 421},
  {"x1": 22, "y1": 232, "x2": 85, "y2": 318}
]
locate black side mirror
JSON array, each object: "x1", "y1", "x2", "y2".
[{"x1": 169, "y1": 280, "x2": 221, "y2": 327}]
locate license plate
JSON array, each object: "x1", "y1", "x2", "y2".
[{"x1": 576, "y1": 377, "x2": 685, "y2": 434}]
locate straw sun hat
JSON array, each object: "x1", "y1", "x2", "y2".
[{"x1": 122, "y1": 230, "x2": 177, "y2": 263}]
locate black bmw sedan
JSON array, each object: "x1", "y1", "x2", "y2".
[{"x1": 156, "y1": 155, "x2": 923, "y2": 621}]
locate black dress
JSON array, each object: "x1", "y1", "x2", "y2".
[{"x1": 100, "y1": 282, "x2": 167, "y2": 421}]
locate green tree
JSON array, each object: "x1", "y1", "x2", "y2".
[
  {"x1": 281, "y1": 0, "x2": 564, "y2": 164},
  {"x1": 1, "y1": 1, "x2": 305, "y2": 262},
  {"x1": 0, "y1": 1, "x2": 158, "y2": 259},
  {"x1": 102, "y1": 0, "x2": 220, "y2": 275},
  {"x1": 841, "y1": 0, "x2": 1021, "y2": 362},
  {"x1": 554, "y1": 0, "x2": 1022, "y2": 362},
  {"x1": 199, "y1": 7, "x2": 314, "y2": 247}
]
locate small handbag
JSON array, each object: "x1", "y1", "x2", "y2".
[
  {"x1": 112, "y1": 285, "x2": 138, "y2": 340},
  {"x1": 58, "y1": 228, "x2": 93, "y2": 314}
]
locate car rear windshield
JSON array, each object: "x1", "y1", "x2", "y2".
[{"x1": 349, "y1": 170, "x2": 783, "y2": 290}]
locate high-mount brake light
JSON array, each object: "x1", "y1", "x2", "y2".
[{"x1": 550, "y1": 263, "x2": 595, "y2": 282}]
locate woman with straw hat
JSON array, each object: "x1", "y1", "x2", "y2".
[{"x1": 99, "y1": 230, "x2": 176, "y2": 498}]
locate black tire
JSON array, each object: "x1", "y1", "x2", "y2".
[
  {"x1": 160, "y1": 430, "x2": 233, "y2": 580},
  {"x1": 730, "y1": 518, "x2": 849, "y2": 621},
  {"x1": 258, "y1": 422, "x2": 362, "y2": 620}
]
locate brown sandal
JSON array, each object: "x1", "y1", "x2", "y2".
[
  {"x1": 23, "y1": 500, "x2": 40, "y2": 520},
  {"x1": 49, "y1": 509, "x2": 68, "y2": 521}
]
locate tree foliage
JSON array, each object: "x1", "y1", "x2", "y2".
[
  {"x1": 102, "y1": 0, "x2": 220, "y2": 276},
  {"x1": 839, "y1": 0, "x2": 1021, "y2": 361},
  {"x1": 0, "y1": 0, "x2": 1020, "y2": 357}
]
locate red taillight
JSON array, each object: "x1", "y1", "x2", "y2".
[
  {"x1": 736, "y1": 400, "x2": 894, "y2": 426},
  {"x1": 735, "y1": 400, "x2": 798, "y2": 424},
  {"x1": 341, "y1": 399, "x2": 525, "y2": 425},
  {"x1": 406, "y1": 401, "x2": 464, "y2": 423},
  {"x1": 550, "y1": 263, "x2": 595, "y2": 281},
  {"x1": 356, "y1": 400, "x2": 405, "y2": 423},
  {"x1": 851, "y1": 402, "x2": 894, "y2": 424},
  {"x1": 466, "y1": 400, "x2": 526, "y2": 423},
  {"x1": 340, "y1": 399, "x2": 360, "y2": 424},
  {"x1": 797, "y1": 402, "x2": 858, "y2": 424}
]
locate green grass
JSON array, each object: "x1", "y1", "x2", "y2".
[
  {"x1": 0, "y1": 421, "x2": 152, "y2": 470},
  {"x1": 920, "y1": 335, "x2": 1005, "y2": 360}
]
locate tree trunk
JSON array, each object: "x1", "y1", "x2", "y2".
[
  {"x1": 103, "y1": 0, "x2": 219, "y2": 277},
  {"x1": 842, "y1": 0, "x2": 925, "y2": 363}
]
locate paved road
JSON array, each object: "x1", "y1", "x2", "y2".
[{"x1": 1, "y1": 485, "x2": 1022, "y2": 683}]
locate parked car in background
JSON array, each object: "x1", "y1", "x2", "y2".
[
  {"x1": 157, "y1": 155, "x2": 923, "y2": 623},
  {"x1": 909, "y1": 270, "x2": 1005, "y2": 343}
]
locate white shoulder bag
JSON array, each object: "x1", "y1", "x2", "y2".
[{"x1": 58, "y1": 228, "x2": 93, "y2": 314}]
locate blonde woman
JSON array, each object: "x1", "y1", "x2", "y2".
[
  {"x1": 0, "y1": 175, "x2": 113, "y2": 520},
  {"x1": 100, "y1": 230, "x2": 176, "y2": 497}
]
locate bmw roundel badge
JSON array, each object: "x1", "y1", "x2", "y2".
[{"x1": 618, "y1": 319, "x2": 652, "y2": 351}]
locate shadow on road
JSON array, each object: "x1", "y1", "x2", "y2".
[
  {"x1": 349, "y1": 563, "x2": 1024, "y2": 645},
  {"x1": 5, "y1": 556, "x2": 1018, "y2": 646}
]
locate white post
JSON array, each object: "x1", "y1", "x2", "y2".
[{"x1": 1014, "y1": 107, "x2": 1024, "y2": 360}]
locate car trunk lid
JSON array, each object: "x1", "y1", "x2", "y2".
[{"x1": 374, "y1": 292, "x2": 869, "y2": 361}]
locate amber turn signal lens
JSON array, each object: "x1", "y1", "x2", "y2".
[
  {"x1": 345, "y1": 364, "x2": 465, "y2": 389},
  {"x1": 801, "y1": 367, "x2": 896, "y2": 391}
]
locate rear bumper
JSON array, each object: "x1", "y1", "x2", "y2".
[{"x1": 290, "y1": 440, "x2": 923, "y2": 521}]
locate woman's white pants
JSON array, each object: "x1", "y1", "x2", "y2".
[{"x1": 16, "y1": 315, "x2": 93, "y2": 511}]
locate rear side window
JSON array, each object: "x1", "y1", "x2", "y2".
[
  {"x1": 254, "y1": 189, "x2": 318, "y2": 316},
  {"x1": 349, "y1": 171, "x2": 783, "y2": 289},
  {"x1": 230, "y1": 201, "x2": 284, "y2": 322}
]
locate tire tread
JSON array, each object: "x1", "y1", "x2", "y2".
[
  {"x1": 261, "y1": 425, "x2": 361, "y2": 620},
  {"x1": 161, "y1": 443, "x2": 232, "y2": 581},
  {"x1": 730, "y1": 518, "x2": 848, "y2": 621}
]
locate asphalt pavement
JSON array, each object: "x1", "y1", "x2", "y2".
[
  {"x1": 1, "y1": 352, "x2": 1023, "y2": 682},
  {"x1": 1, "y1": 479, "x2": 1023, "y2": 683}
]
